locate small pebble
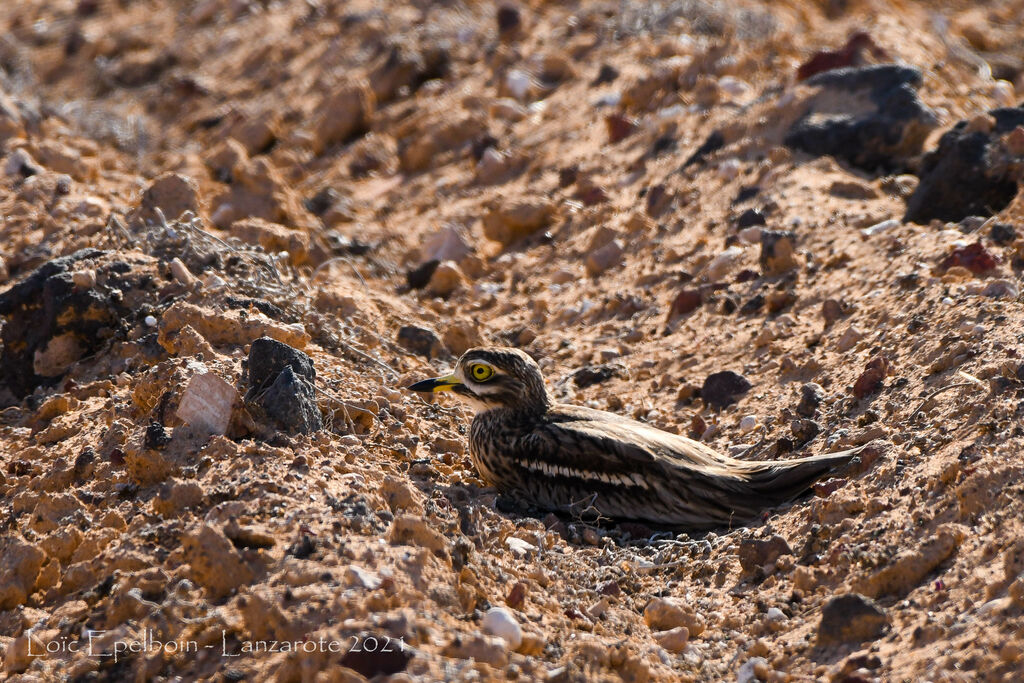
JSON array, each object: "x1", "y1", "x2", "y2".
[
  {"x1": 718, "y1": 76, "x2": 749, "y2": 98},
  {"x1": 482, "y1": 607, "x2": 522, "y2": 650},
  {"x1": 738, "y1": 226, "x2": 762, "y2": 243},
  {"x1": 506, "y1": 70, "x2": 531, "y2": 100},
  {"x1": 737, "y1": 657, "x2": 771, "y2": 683},
  {"x1": 585, "y1": 239, "x2": 624, "y2": 276},
  {"x1": 861, "y1": 218, "x2": 899, "y2": 236},
  {"x1": 836, "y1": 325, "x2": 864, "y2": 353},
  {"x1": 145, "y1": 315, "x2": 158, "y2": 327},
  {"x1": 653, "y1": 626, "x2": 689, "y2": 652},
  {"x1": 170, "y1": 257, "x2": 196, "y2": 287},
  {"x1": 990, "y1": 79, "x2": 1016, "y2": 107},
  {"x1": 705, "y1": 246, "x2": 745, "y2": 282},
  {"x1": 71, "y1": 270, "x2": 96, "y2": 288},
  {"x1": 739, "y1": 415, "x2": 758, "y2": 434},
  {"x1": 717, "y1": 158, "x2": 741, "y2": 180}
]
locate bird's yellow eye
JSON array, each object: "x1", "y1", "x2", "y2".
[{"x1": 469, "y1": 363, "x2": 494, "y2": 381}]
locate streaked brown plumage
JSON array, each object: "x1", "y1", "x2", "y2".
[{"x1": 409, "y1": 347, "x2": 861, "y2": 528}]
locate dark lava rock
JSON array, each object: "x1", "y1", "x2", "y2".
[
  {"x1": 257, "y1": 366, "x2": 322, "y2": 435},
  {"x1": 323, "y1": 230, "x2": 373, "y2": 256},
  {"x1": 739, "y1": 293, "x2": 765, "y2": 314},
  {"x1": 246, "y1": 337, "x2": 316, "y2": 392},
  {"x1": 144, "y1": 421, "x2": 171, "y2": 450},
  {"x1": 990, "y1": 222, "x2": 1018, "y2": 246},
  {"x1": 592, "y1": 64, "x2": 619, "y2": 86},
  {"x1": 225, "y1": 296, "x2": 286, "y2": 321},
  {"x1": 739, "y1": 535, "x2": 793, "y2": 573},
  {"x1": 759, "y1": 230, "x2": 798, "y2": 275},
  {"x1": 0, "y1": 248, "x2": 123, "y2": 399},
  {"x1": 558, "y1": 165, "x2": 579, "y2": 187},
  {"x1": 818, "y1": 593, "x2": 890, "y2": 645},
  {"x1": 797, "y1": 382, "x2": 825, "y2": 417},
  {"x1": 648, "y1": 133, "x2": 676, "y2": 157},
  {"x1": 6, "y1": 149, "x2": 42, "y2": 177},
  {"x1": 733, "y1": 185, "x2": 760, "y2": 204},
  {"x1": 734, "y1": 269, "x2": 759, "y2": 284},
  {"x1": 791, "y1": 418, "x2": 821, "y2": 445},
  {"x1": 496, "y1": 4, "x2": 521, "y2": 38},
  {"x1": 905, "y1": 107, "x2": 1024, "y2": 223},
  {"x1": 369, "y1": 41, "x2": 450, "y2": 104},
  {"x1": 701, "y1": 371, "x2": 752, "y2": 408},
  {"x1": 397, "y1": 325, "x2": 444, "y2": 359},
  {"x1": 244, "y1": 337, "x2": 322, "y2": 434},
  {"x1": 406, "y1": 259, "x2": 440, "y2": 290},
  {"x1": 304, "y1": 187, "x2": 342, "y2": 216},
  {"x1": 572, "y1": 363, "x2": 625, "y2": 389},
  {"x1": 683, "y1": 130, "x2": 724, "y2": 168},
  {"x1": 784, "y1": 65, "x2": 938, "y2": 172},
  {"x1": 73, "y1": 447, "x2": 96, "y2": 481},
  {"x1": 735, "y1": 208, "x2": 766, "y2": 228}
]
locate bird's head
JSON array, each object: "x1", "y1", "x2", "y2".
[{"x1": 407, "y1": 346, "x2": 551, "y2": 414}]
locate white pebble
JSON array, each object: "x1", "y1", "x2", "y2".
[
  {"x1": 737, "y1": 657, "x2": 769, "y2": 683},
  {"x1": 506, "y1": 70, "x2": 531, "y2": 101},
  {"x1": 990, "y1": 79, "x2": 1016, "y2": 107},
  {"x1": 717, "y1": 158, "x2": 741, "y2": 180},
  {"x1": 201, "y1": 272, "x2": 226, "y2": 289},
  {"x1": 705, "y1": 246, "x2": 745, "y2": 282},
  {"x1": 593, "y1": 92, "x2": 622, "y2": 107},
  {"x1": 739, "y1": 415, "x2": 758, "y2": 434},
  {"x1": 941, "y1": 297, "x2": 955, "y2": 305},
  {"x1": 718, "y1": 76, "x2": 750, "y2": 97},
  {"x1": 482, "y1": 607, "x2": 522, "y2": 650},
  {"x1": 144, "y1": 315, "x2": 158, "y2": 327},
  {"x1": 766, "y1": 607, "x2": 786, "y2": 622},
  {"x1": 861, "y1": 218, "x2": 900, "y2": 236}
]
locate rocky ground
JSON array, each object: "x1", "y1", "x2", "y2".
[{"x1": 2, "y1": 0, "x2": 1024, "y2": 681}]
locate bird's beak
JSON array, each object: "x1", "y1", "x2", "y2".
[{"x1": 407, "y1": 373, "x2": 463, "y2": 393}]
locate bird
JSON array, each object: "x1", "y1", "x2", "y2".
[{"x1": 408, "y1": 346, "x2": 867, "y2": 528}]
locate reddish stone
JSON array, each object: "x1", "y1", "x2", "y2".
[
  {"x1": 940, "y1": 242, "x2": 998, "y2": 274},
  {"x1": 796, "y1": 31, "x2": 889, "y2": 81},
  {"x1": 576, "y1": 184, "x2": 608, "y2": 206},
  {"x1": 506, "y1": 581, "x2": 526, "y2": 609},
  {"x1": 605, "y1": 113, "x2": 637, "y2": 144},
  {"x1": 813, "y1": 477, "x2": 848, "y2": 497},
  {"x1": 853, "y1": 355, "x2": 890, "y2": 399},
  {"x1": 689, "y1": 414, "x2": 707, "y2": 439},
  {"x1": 669, "y1": 288, "x2": 702, "y2": 317}
]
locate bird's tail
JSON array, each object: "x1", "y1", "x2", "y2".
[{"x1": 744, "y1": 446, "x2": 865, "y2": 503}]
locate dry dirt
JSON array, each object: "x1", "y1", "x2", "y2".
[{"x1": 2, "y1": 0, "x2": 1024, "y2": 681}]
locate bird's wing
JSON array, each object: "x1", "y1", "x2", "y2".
[
  {"x1": 514, "y1": 405, "x2": 759, "y2": 525},
  {"x1": 516, "y1": 404, "x2": 865, "y2": 526},
  {"x1": 540, "y1": 404, "x2": 756, "y2": 477}
]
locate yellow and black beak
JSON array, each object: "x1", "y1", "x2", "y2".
[{"x1": 407, "y1": 373, "x2": 463, "y2": 393}]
